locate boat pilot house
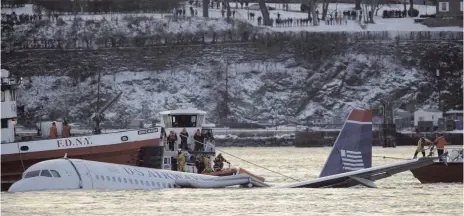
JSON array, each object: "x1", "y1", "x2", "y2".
[{"x1": 159, "y1": 105, "x2": 217, "y2": 173}]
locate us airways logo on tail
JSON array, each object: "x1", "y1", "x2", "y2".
[{"x1": 340, "y1": 150, "x2": 364, "y2": 171}]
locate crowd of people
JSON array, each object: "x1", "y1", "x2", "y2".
[
  {"x1": 382, "y1": 10, "x2": 407, "y2": 18},
  {"x1": 1, "y1": 11, "x2": 43, "y2": 32}
]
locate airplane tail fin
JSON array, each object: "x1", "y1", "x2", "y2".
[{"x1": 319, "y1": 109, "x2": 373, "y2": 178}]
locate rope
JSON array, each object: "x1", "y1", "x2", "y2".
[
  {"x1": 175, "y1": 132, "x2": 301, "y2": 182},
  {"x1": 215, "y1": 148, "x2": 301, "y2": 182},
  {"x1": 373, "y1": 155, "x2": 409, "y2": 160}
]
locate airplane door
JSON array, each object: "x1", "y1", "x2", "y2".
[{"x1": 72, "y1": 161, "x2": 94, "y2": 189}]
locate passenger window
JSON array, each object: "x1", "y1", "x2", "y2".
[
  {"x1": 112, "y1": 177, "x2": 116, "y2": 182},
  {"x1": 129, "y1": 179, "x2": 133, "y2": 184},
  {"x1": 24, "y1": 170, "x2": 40, "y2": 178},
  {"x1": 124, "y1": 178, "x2": 127, "y2": 183},
  {"x1": 146, "y1": 181, "x2": 149, "y2": 186},
  {"x1": 101, "y1": 175, "x2": 105, "y2": 180},
  {"x1": 151, "y1": 181, "x2": 155, "y2": 186},
  {"x1": 106, "y1": 176, "x2": 110, "y2": 181},
  {"x1": 163, "y1": 183, "x2": 166, "y2": 188},
  {"x1": 135, "y1": 180, "x2": 138, "y2": 184},
  {"x1": 141, "y1": 180, "x2": 144, "y2": 185},
  {"x1": 40, "y1": 170, "x2": 53, "y2": 177},
  {"x1": 50, "y1": 170, "x2": 61, "y2": 178},
  {"x1": 96, "y1": 175, "x2": 99, "y2": 180},
  {"x1": 157, "y1": 182, "x2": 161, "y2": 188},
  {"x1": 118, "y1": 177, "x2": 122, "y2": 183}
]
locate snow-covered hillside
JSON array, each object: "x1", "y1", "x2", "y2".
[{"x1": 11, "y1": 37, "x2": 462, "y2": 126}]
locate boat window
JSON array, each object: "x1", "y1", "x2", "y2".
[
  {"x1": 40, "y1": 170, "x2": 53, "y2": 177},
  {"x1": 50, "y1": 170, "x2": 61, "y2": 178},
  {"x1": 24, "y1": 170, "x2": 40, "y2": 178},
  {"x1": 171, "y1": 115, "x2": 197, "y2": 128},
  {"x1": 1, "y1": 119, "x2": 7, "y2": 129},
  {"x1": 118, "y1": 177, "x2": 122, "y2": 183}
]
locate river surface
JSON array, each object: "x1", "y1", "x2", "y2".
[{"x1": 1, "y1": 146, "x2": 462, "y2": 216}]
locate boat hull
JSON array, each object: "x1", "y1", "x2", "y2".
[
  {"x1": 1, "y1": 129, "x2": 161, "y2": 191},
  {"x1": 410, "y1": 162, "x2": 463, "y2": 183}
]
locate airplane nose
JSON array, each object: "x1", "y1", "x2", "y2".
[{"x1": 8, "y1": 180, "x2": 28, "y2": 192}]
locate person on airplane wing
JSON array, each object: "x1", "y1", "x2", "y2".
[
  {"x1": 414, "y1": 137, "x2": 432, "y2": 159},
  {"x1": 177, "y1": 150, "x2": 186, "y2": 172},
  {"x1": 213, "y1": 153, "x2": 229, "y2": 171}
]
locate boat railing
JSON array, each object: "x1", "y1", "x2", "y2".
[{"x1": 444, "y1": 148, "x2": 463, "y2": 162}]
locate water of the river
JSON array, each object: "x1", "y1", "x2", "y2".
[{"x1": 1, "y1": 146, "x2": 462, "y2": 216}]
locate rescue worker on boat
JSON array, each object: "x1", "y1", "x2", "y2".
[
  {"x1": 430, "y1": 133, "x2": 448, "y2": 161},
  {"x1": 413, "y1": 136, "x2": 433, "y2": 159},
  {"x1": 202, "y1": 155, "x2": 213, "y2": 173},
  {"x1": 213, "y1": 153, "x2": 229, "y2": 171},
  {"x1": 177, "y1": 149, "x2": 186, "y2": 172},
  {"x1": 49, "y1": 122, "x2": 58, "y2": 139},
  {"x1": 62, "y1": 121, "x2": 71, "y2": 137},
  {"x1": 167, "y1": 131, "x2": 178, "y2": 151},
  {"x1": 195, "y1": 155, "x2": 205, "y2": 174},
  {"x1": 193, "y1": 129, "x2": 204, "y2": 151},
  {"x1": 179, "y1": 128, "x2": 189, "y2": 150}
]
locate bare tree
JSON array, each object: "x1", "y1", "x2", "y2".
[
  {"x1": 321, "y1": 0, "x2": 330, "y2": 20},
  {"x1": 307, "y1": 0, "x2": 320, "y2": 25},
  {"x1": 355, "y1": 0, "x2": 361, "y2": 9},
  {"x1": 202, "y1": 0, "x2": 208, "y2": 17},
  {"x1": 258, "y1": 0, "x2": 271, "y2": 26},
  {"x1": 361, "y1": 0, "x2": 376, "y2": 23}
]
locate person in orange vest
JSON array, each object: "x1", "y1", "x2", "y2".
[
  {"x1": 193, "y1": 129, "x2": 203, "y2": 151},
  {"x1": 62, "y1": 121, "x2": 71, "y2": 137},
  {"x1": 49, "y1": 122, "x2": 58, "y2": 139},
  {"x1": 432, "y1": 133, "x2": 448, "y2": 161},
  {"x1": 179, "y1": 128, "x2": 189, "y2": 150}
]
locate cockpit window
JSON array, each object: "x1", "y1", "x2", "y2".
[
  {"x1": 24, "y1": 170, "x2": 40, "y2": 178},
  {"x1": 50, "y1": 170, "x2": 61, "y2": 178},
  {"x1": 40, "y1": 170, "x2": 53, "y2": 177}
]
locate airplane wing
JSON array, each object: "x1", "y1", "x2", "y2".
[
  {"x1": 276, "y1": 156, "x2": 440, "y2": 188},
  {"x1": 175, "y1": 174, "x2": 271, "y2": 188}
]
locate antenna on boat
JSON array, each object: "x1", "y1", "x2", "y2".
[{"x1": 91, "y1": 71, "x2": 123, "y2": 134}]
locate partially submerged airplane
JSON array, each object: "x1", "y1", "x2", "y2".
[{"x1": 8, "y1": 109, "x2": 442, "y2": 192}]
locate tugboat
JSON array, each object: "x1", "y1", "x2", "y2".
[
  {"x1": 410, "y1": 147, "x2": 463, "y2": 183},
  {"x1": 1, "y1": 69, "x2": 162, "y2": 191}
]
